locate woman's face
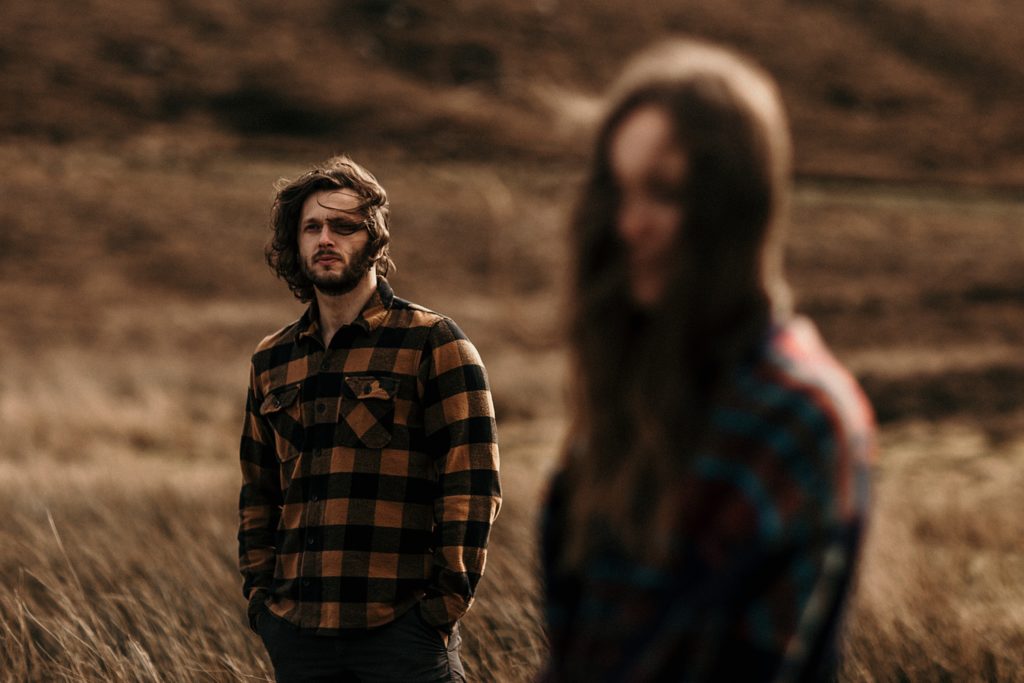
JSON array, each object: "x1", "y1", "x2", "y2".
[{"x1": 608, "y1": 105, "x2": 689, "y2": 309}]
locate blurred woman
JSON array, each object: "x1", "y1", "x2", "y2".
[{"x1": 541, "y1": 40, "x2": 875, "y2": 682}]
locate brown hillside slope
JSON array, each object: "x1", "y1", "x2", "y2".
[{"x1": 2, "y1": 0, "x2": 1023, "y2": 184}]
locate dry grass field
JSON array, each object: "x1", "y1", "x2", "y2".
[
  {"x1": 2, "y1": 143, "x2": 1024, "y2": 681},
  {"x1": 2, "y1": 0, "x2": 1024, "y2": 681}
]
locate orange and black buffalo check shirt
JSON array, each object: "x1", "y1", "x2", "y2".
[{"x1": 238, "y1": 278, "x2": 501, "y2": 634}]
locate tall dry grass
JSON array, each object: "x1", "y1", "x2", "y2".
[
  {"x1": 0, "y1": 457, "x2": 266, "y2": 682},
  {"x1": 0, "y1": 357, "x2": 560, "y2": 682},
  {"x1": 841, "y1": 425, "x2": 1024, "y2": 682},
  {"x1": 5, "y1": 362, "x2": 1024, "y2": 681}
]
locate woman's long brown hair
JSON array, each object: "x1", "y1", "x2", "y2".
[{"x1": 562, "y1": 40, "x2": 794, "y2": 566}]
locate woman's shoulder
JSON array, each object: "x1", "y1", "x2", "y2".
[
  {"x1": 743, "y1": 316, "x2": 875, "y2": 442},
  {"x1": 719, "y1": 316, "x2": 876, "y2": 524}
]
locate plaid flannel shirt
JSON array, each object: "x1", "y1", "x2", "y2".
[
  {"x1": 541, "y1": 317, "x2": 875, "y2": 682},
  {"x1": 238, "y1": 278, "x2": 500, "y2": 634}
]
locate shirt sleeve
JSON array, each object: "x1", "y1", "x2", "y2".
[
  {"x1": 416, "y1": 318, "x2": 501, "y2": 630},
  {"x1": 237, "y1": 360, "x2": 283, "y2": 604}
]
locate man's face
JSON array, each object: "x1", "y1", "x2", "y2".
[{"x1": 297, "y1": 189, "x2": 376, "y2": 297}]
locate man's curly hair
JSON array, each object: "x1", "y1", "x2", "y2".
[{"x1": 266, "y1": 155, "x2": 394, "y2": 303}]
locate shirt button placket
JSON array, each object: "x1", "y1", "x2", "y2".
[
  {"x1": 304, "y1": 352, "x2": 331, "y2": 620},
  {"x1": 305, "y1": 357, "x2": 321, "y2": 608}
]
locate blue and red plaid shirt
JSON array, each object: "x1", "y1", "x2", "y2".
[{"x1": 541, "y1": 317, "x2": 875, "y2": 681}]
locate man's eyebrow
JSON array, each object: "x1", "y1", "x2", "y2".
[{"x1": 326, "y1": 216, "x2": 364, "y2": 225}]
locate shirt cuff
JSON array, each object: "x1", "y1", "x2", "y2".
[{"x1": 247, "y1": 590, "x2": 269, "y2": 633}]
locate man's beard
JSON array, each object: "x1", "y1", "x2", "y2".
[{"x1": 301, "y1": 244, "x2": 375, "y2": 296}]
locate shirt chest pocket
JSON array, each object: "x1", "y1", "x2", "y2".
[
  {"x1": 259, "y1": 382, "x2": 303, "y2": 463},
  {"x1": 337, "y1": 375, "x2": 398, "y2": 449}
]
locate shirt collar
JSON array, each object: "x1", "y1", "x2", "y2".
[
  {"x1": 360, "y1": 277, "x2": 394, "y2": 332},
  {"x1": 297, "y1": 277, "x2": 394, "y2": 343}
]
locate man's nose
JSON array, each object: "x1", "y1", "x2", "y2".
[{"x1": 316, "y1": 226, "x2": 334, "y2": 245}]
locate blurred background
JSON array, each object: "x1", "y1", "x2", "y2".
[{"x1": 1, "y1": 0, "x2": 1023, "y2": 680}]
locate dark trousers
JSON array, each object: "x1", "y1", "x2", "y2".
[{"x1": 257, "y1": 606, "x2": 466, "y2": 683}]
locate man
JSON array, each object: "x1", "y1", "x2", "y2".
[{"x1": 238, "y1": 155, "x2": 500, "y2": 682}]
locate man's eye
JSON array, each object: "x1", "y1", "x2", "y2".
[
  {"x1": 330, "y1": 222, "x2": 363, "y2": 235},
  {"x1": 302, "y1": 223, "x2": 320, "y2": 232}
]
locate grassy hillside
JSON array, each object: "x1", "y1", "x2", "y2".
[{"x1": 3, "y1": 0, "x2": 1024, "y2": 183}]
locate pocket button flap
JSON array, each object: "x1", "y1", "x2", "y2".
[
  {"x1": 259, "y1": 385, "x2": 300, "y2": 415},
  {"x1": 345, "y1": 376, "x2": 398, "y2": 400}
]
